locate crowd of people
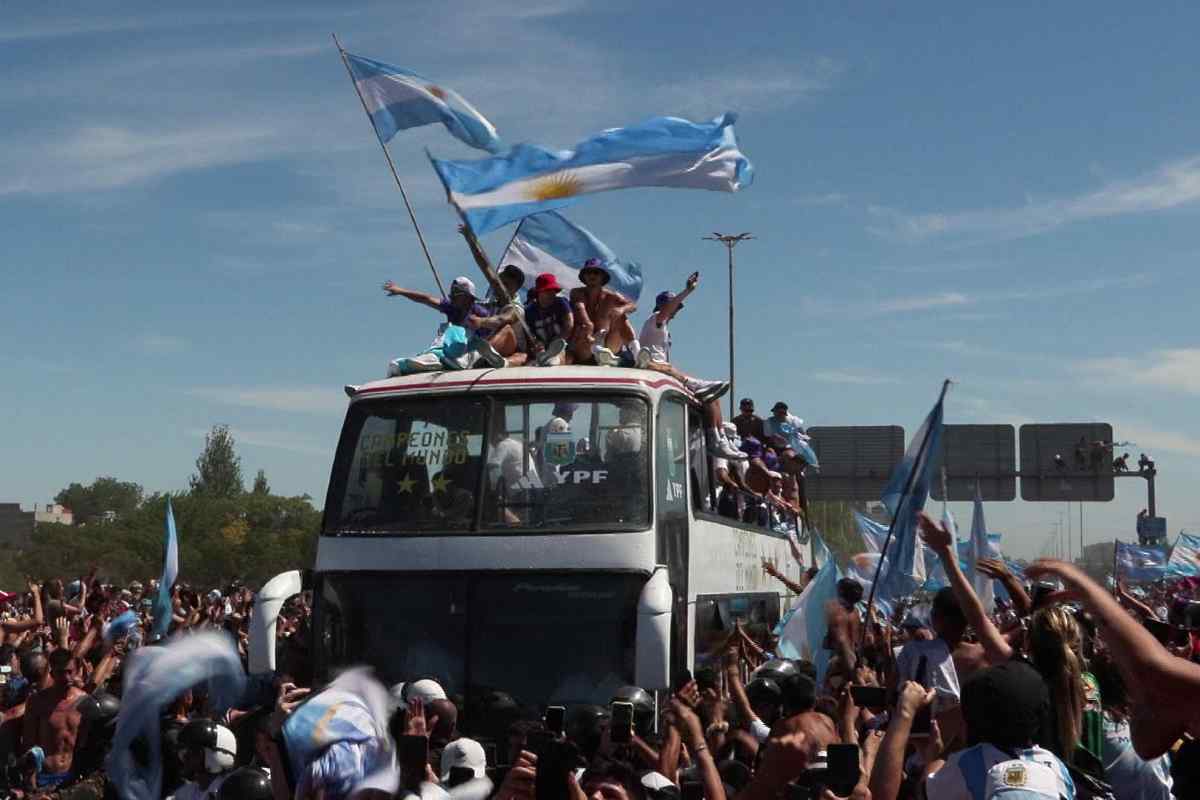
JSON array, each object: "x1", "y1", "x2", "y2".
[{"x1": 4, "y1": 514, "x2": 1200, "y2": 799}]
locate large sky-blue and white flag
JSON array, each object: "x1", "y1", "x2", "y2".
[
  {"x1": 345, "y1": 53, "x2": 501, "y2": 153},
  {"x1": 778, "y1": 531, "x2": 841, "y2": 683},
  {"x1": 498, "y1": 211, "x2": 643, "y2": 302},
  {"x1": 431, "y1": 113, "x2": 753, "y2": 234},
  {"x1": 150, "y1": 497, "x2": 178, "y2": 640},
  {"x1": 874, "y1": 381, "x2": 948, "y2": 602},
  {"x1": 966, "y1": 487, "x2": 1000, "y2": 613},
  {"x1": 109, "y1": 632, "x2": 245, "y2": 800},
  {"x1": 1115, "y1": 540, "x2": 1169, "y2": 582},
  {"x1": 1168, "y1": 532, "x2": 1200, "y2": 577}
]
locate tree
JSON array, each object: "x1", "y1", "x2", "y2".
[
  {"x1": 190, "y1": 425, "x2": 244, "y2": 498},
  {"x1": 252, "y1": 469, "x2": 271, "y2": 496},
  {"x1": 54, "y1": 476, "x2": 144, "y2": 526}
]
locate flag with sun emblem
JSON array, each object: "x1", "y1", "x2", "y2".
[
  {"x1": 430, "y1": 113, "x2": 753, "y2": 234},
  {"x1": 345, "y1": 53, "x2": 502, "y2": 153}
]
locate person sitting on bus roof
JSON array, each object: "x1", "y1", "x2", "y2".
[
  {"x1": 632, "y1": 274, "x2": 744, "y2": 462},
  {"x1": 382, "y1": 275, "x2": 499, "y2": 374},
  {"x1": 458, "y1": 224, "x2": 532, "y2": 368},
  {"x1": 525, "y1": 273, "x2": 574, "y2": 366},
  {"x1": 569, "y1": 258, "x2": 638, "y2": 366}
]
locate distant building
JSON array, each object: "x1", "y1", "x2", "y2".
[
  {"x1": 0, "y1": 503, "x2": 35, "y2": 549},
  {"x1": 34, "y1": 502, "x2": 74, "y2": 526}
]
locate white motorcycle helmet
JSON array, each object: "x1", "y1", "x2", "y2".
[{"x1": 179, "y1": 719, "x2": 237, "y2": 773}]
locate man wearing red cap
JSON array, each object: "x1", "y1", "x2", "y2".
[{"x1": 524, "y1": 273, "x2": 575, "y2": 366}]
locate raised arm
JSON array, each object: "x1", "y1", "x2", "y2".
[
  {"x1": 655, "y1": 272, "x2": 698, "y2": 323},
  {"x1": 976, "y1": 558, "x2": 1032, "y2": 617},
  {"x1": 381, "y1": 281, "x2": 442, "y2": 309},
  {"x1": 1026, "y1": 558, "x2": 1200, "y2": 759},
  {"x1": 870, "y1": 681, "x2": 935, "y2": 800},
  {"x1": 918, "y1": 512, "x2": 1013, "y2": 664},
  {"x1": 762, "y1": 560, "x2": 805, "y2": 596}
]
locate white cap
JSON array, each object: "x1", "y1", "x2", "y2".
[
  {"x1": 450, "y1": 276, "x2": 478, "y2": 299},
  {"x1": 441, "y1": 737, "x2": 487, "y2": 783},
  {"x1": 406, "y1": 678, "x2": 447, "y2": 703}
]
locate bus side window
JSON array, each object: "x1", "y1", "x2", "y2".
[{"x1": 687, "y1": 405, "x2": 711, "y2": 513}]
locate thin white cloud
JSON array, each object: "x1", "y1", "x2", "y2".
[
  {"x1": 1114, "y1": 422, "x2": 1200, "y2": 458},
  {"x1": 869, "y1": 155, "x2": 1200, "y2": 243},
  {"x1": 872, "y1": 291, "x2": 971, "y2": 314},
  {"x1": 811, "y1": 370, "x2": 897, "y2": 385},
  {"x1": 189, "y1": 426, "x2": 328, "y2": 456},
  {"x1": 1075, "y1": 348, "x2": 1200, "y2": 396},
  {"x1": 190, "y1": 386, "x2": 346, "y2": 415}
]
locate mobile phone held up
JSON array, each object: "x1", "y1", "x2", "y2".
[
  {"x1": 610, "y1": 701, "x2": 635, "y2": 744},
  {"x1": 544, "y1": 705, "x2": 566, "y2": 737},
  {"x1": 849, "y1": 685, "x2": 887, "y2": 709}
]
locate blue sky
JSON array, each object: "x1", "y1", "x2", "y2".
[{"x1": 5, "y1": 1, "x2": 1200, "y2": 559}]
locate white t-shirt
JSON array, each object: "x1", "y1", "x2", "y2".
[
  {"x1": 1101, "y1": 715, "x2": 1173, "y2": 800},
  {"x1": 895, "y1": 638, "x2": 960, "y2": 712},
  {"x1": 638, "y1": 314, "x2": 670, "y2": 361}
]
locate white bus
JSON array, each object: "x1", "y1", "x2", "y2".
[{"x1": 255, "y1": 365, "x2": 805, "y2": 716}]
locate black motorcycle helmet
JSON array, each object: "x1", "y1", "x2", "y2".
[
  {"x1": 77, "y1": 691, "x2": 121, "y2": 727},
  {"x1": 218, "y1": 767, "x2": 273, "y2": 800},
  {"x1": 611, "y1": 685, "x2": 655, "y2": 736},
  {"x1": 752, "y1": 658, "x2": 800, "y2": 685},
  {"x1": 179, "y1": 718, "x2": 237, "y2": 774},
  {"x1": 566, "y1": 704, "x2": 610, "y2": 759}
]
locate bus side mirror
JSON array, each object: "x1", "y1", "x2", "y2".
[
  {"x1": 635, "y1": 567, "x2": 672, "y2": 690},
  {"x1": 249, "y1": 570, "x2": 304, "y2": 675}
]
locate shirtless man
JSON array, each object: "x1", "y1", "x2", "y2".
[
  {"x1": 21, "y1": 649, "x2": 86, "y2": 790},
  {"x1": 569, "y1": 258, "x2": 637, "y2": 366},
  {"x1": 823, "y1": 578, "x2": 863, "y2": 685}
]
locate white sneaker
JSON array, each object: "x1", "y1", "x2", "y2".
[
  {"x1": 470, "y1": 337, "x2": 508, "y2": 369},
  {"x1": 537, "y1": 338, "x2": 567, "y2": 366},
  {"x1": 688, "y1": 379, "x2": 729, "y2": 403},
  {"x1": 635, "y1": 348, "x2": 654, "y2": 369},
  {"x1": 440, "y1": 350, "x2": 475, "y2": 370},
  {"x1": 708, "y1": 433, "x2": 748, "y2": 461},
  {"x1": 343, "y1": 384, "x2": 359, "y2": 398},
  {"x1": 593, "y1": 345, "x2": 620, "y2": 367}
]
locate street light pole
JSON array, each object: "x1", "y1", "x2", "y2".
[{"x1": 704, "y1": 232, "x2": 754, "y2": 418}]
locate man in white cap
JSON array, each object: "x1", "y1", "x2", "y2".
[{"x1": 440, "y1": 738, "x2": 487, "y2": 787}]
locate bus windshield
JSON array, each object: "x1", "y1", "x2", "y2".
[{"x1": 325, "y1": 394, "x2": 651, "y2": 534}]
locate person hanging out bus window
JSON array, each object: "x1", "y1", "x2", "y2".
[
  {"x1": 569, "y1": 258, "x2": 638, "y2": 366},
  {"x1": 524, "y1": 273, "x2": 575, "y2": 366},
  {"x1": 632, "y1": 274, "x2": 744, "y2": 462}
]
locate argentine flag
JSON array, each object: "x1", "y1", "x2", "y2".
[
  {"x1": 431, "y1": 113, "x2": 753, "y2": 234},
  {"x1": 499, "y1": 211, "x2": 643, "y2": 302},
  {"x1": 345, "y1": 53, "x2": 501, "y2": 153},
  {"x1": 966, "y1": 488, "x2": 999, "y2": 613},
  {"x1": 1168, "y1": 532, "x2": 1200, "y2": 577},
  {"x1": 854, "y1": 510, "x2": 889, "y2": 553},
  {"x1": 874, "y1": 381, "x2": 948, "y2": 603},
  {"x1": 1115, "y1": 540, "x2": 1168, "y2": 582},
  {"x1": 151, "y1": 497, "x2": 179, "y2": 640},
  {"x1": 778, "y1": 532, "x2": 841, "y2": 683}
]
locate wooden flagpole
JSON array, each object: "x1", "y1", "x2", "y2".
[{"x1": 332, "y1": 33, "x2": 446, "y2": 298}]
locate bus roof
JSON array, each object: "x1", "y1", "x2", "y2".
[{"x1": 351, "y1": 366, "x2": 692, "y2": 402}]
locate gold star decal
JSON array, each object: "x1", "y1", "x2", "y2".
[
  {"x1": 396, "y1": 475, "x2": 416, "y2": 494},
  {"x1": 431, "y1": 474, "x2": 453, "y2": 493}
]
